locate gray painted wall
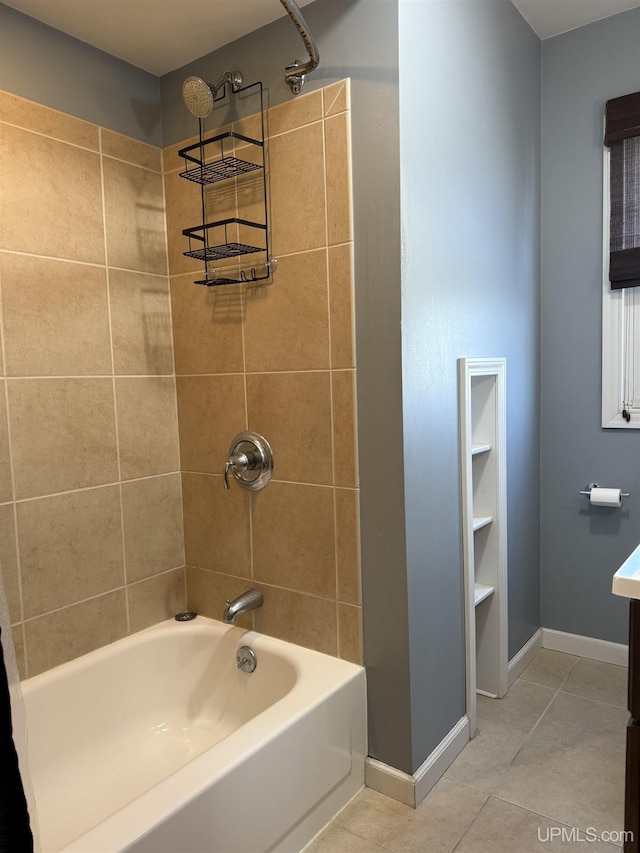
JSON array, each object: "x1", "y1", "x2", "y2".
[
  {"x1": 540, "y1": 9, "x2": 640, "y2": 645},
  {"x1": 0, "y1": 2, "x2": 161, "y2": 144},
  {"x1": 399, "y1": 0, "x2": 541, "y2": 768}
]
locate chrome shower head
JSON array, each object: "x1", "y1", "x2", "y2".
[
  {"x1": 182, "y1": 76, "x2": 215, "y2": 118},
  {"x1": 182, "y1": 71, "x2": 244, "y2": 118}
]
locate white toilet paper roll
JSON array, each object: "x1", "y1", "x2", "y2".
[{"x1": 590, "y1": 487, "x2": 622, "y2": 507}]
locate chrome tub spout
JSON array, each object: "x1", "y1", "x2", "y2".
[{"x1": 222, "y1": 588, "x2": 264, "y2": 624}]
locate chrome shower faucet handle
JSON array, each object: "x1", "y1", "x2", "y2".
[{"x1": 223, "y1": 431, "x2": 273, "y2": 491}]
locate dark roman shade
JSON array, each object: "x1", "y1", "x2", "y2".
[{"x1": 605, "y1": 91, "x2": 640, "y2": 290}]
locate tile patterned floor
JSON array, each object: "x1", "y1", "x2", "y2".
[{"x1": 305, "y1": 650, "x2": 629, "y2": 852}]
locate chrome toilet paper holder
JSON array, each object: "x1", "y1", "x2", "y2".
[{"x1": 579, "y1": 482, "x2": 630, "y2": 499}]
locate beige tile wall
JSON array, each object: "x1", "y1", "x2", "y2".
[
  {"x1": 0, "y1": 80, "x2": 359, "y2": 676},
  {"x1": 0, "y1": 90, "x2": 186, "y2": 677},
  {"x1": 165, "y1": 80, "x2": 362, "y2": 663}
]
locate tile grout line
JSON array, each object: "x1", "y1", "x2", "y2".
[
  {"x1": 450, "y1": 793, "x2": 494, "y2": 853},
  {"x1": 100, "y1": 126, "x2": 131, "y2": 636},
  {"x1": 448, "y1": 654, "x2": 621, "y2": 853},
  {"x1": 321, "y1": 102, "x2": 342, "y2": 654},
  {"x1": 558, "y1": 686, "x2": 628, "y2": 711},
  {"x1": 8, "y1": 471, "x2": 182, "y2": 505},
  {"x1": 21, "y1": 564, "x2": 187, "y2": 627},
  {"x1": 508, "y1": 655, "x2": 582, "y2": 762},
  {"x1": 159, "y1": 148, "x2": 186, "y2": 605}
]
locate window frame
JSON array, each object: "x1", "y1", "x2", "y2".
[{"x1": 602, "y1": 143, "x2": 640, "y2": 428}]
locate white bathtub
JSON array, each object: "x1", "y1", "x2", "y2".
[{"x1": 21, "y1": 616, "x2": 366, "y2": 853}]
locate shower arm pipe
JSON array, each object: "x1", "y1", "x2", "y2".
[
  {"x1": 279, "y1": 0, "x2": 319, "y2": 94},
  {"x1": 211, "y1": 70, "x2": 243, "y2": 98}
]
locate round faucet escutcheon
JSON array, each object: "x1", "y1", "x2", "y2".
[{"x1": 223, "y1": 431, "x2": 273, "y2": 491}]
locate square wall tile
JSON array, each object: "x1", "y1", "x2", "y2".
[
  {"x1": 243, "y1": 250, "x2": 330, "y2": 373},
  {"x1": 122, "y1": 473, "x2": 184, "y2": 583},
  {"x1": 25, "y1": 589, "x2": 127, "y2": 676},
  {"x1": 0, "y1": 503, "x2": 20, "y2": 623},
  {"x1": 109, "y1": 269, "x2": 174, "y2": 375},
  {"x1": 338, "y1": 603, "x2": 362, "y2": 664},
  {"x1": 332, "y1": 369, "x2": 358, "y2": 487},
  {"x1": 182, "y1": 473, "x2": 251, "y2": 576},
  {"x1": 127, "y1": 568, "x2": 186, "y2": 633},
  {"x1": 0, "y1": 90, "x2": 99, "y2": 149},
  {"x1": 162, "y1": 133, "x2": 199, "y2": 175},
  {"x1": 103, "y1": 157, "x2": 167, "y2": 275},
  {"x1": 246, "y1": 371, "x2": 333, "y2": 485},
  {"x1": 176, "y1": 374, "x2": 246, "y2": 475},
  {"x1": 0, "y1": 124, "x2": 105, "y2": 262},
  {"x1": 254, "y1": 584, "x2": 337, "y2": 656},
  {"x1": 0, "y1": 384, "x2": 12, "y2": 502},
  {"x1": 328, "y1": 243, "x2": 355, "y2": 369},
  {"x1": 252, "y1": 481, "x2": 336, "y2": 598},
  {"x1": 163, "y1": 167, "x2": 204, "y2": 277},
  {"x1": 336, "y1": 487, "x2": 361, "y2": 605},
  {"x1": 325, "y1": 112, "x2": 353, "y2": 246},
  {"x1": 171, "y1": 273, "x2": 245, "y2": 375},
  {"x1": 116, "y1": 377, "x2": 180, "y2": 480},
  {"x1": 267, "y1": 90, "x2": 323, "y2": 137},
  {"x1": 17, "y1": 485, "x2": 124, "y2": 619},
  {"x1": 269, "y1": 122, "x2": 326, "y2": 256},
  {"x1": 100, "y1": 128, "x2": 161, "y2": 172},
  {"x1": 0, "y1": 253, "x2": 111, "y2": 377},
  {"x1": 323, "y1": 80, "x2": 350, "y2": 118},
  {"x1": 8, "y1": 378, "x2": 118, "y2": 498}
]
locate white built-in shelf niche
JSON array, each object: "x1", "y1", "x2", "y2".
[{"x1": 459, "y1": 357, "x2": 508, "y2": 736}]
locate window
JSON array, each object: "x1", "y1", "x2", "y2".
[{"x1": 602, "y1": 91, "x2": 640, "y2": 428}]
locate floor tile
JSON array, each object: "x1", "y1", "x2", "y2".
[
  {"x1": 304, "y1": 823, "x2": 387, "y2": 853},
  {"x1": 476, "y1": 679, "x2": 556, "y2": 734},
  {"x1": 335, "y1": 779, "x2": 487, "y2": 853},
  {"x1": 445, "y1": 680, "x2": 557, "y2": 794},
  {"x1": 519, "y1": 649, "x2": 579, "y2": 689},
  {"x1": 561, "y1": 659, "x2": 628, "y2": 708},
  {"x1": 444, "y1": 721, "x2": 528, "y2": 794},
  {"x1": 524, "y1": 691, "x2": 627, "y2": 766},
  {"x1": 492, "y1": 743, "x2": 624, "y2": 839},
  {"x1": 454, "y1": 797, "x2": 620, "y2": 852}
]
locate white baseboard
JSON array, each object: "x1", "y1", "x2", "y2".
[
  {"x1": 542, "y1": 628, "x2": 628, "y2": 667},
  {"x1": 508, "y1": 628, "x2": 543, "y2": 686},
  {"x1": 365, "y1": 716, "x2": 469, "y2": 808}
]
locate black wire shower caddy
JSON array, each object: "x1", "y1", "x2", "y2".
[{"x1": 178, "y1": 80, "x2": 274, "y2": 287}]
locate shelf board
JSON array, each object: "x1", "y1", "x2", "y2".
[
  {"x1": 472, "y1": 443, "x2": 492, "y2": 456},
  {"x1": 472, "y1": 514, "x2": 493, "y2": 532},
  {"x1": 474, "y1": 583, "x2": 495, "y2": 606}
]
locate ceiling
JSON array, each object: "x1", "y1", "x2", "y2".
[
  {"x1": 2, "y1": 0, "x2": 639, "y2": 76},
  {"x1": 1, "y1": 0, "x2": 314, "y2": 76},
  {"x1": 510, "y1": 0, "x2": 640, "y2": 39}
]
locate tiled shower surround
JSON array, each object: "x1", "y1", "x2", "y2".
[{"x1": 0, "y1": 79, "x2": 361, "y2": 677}]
